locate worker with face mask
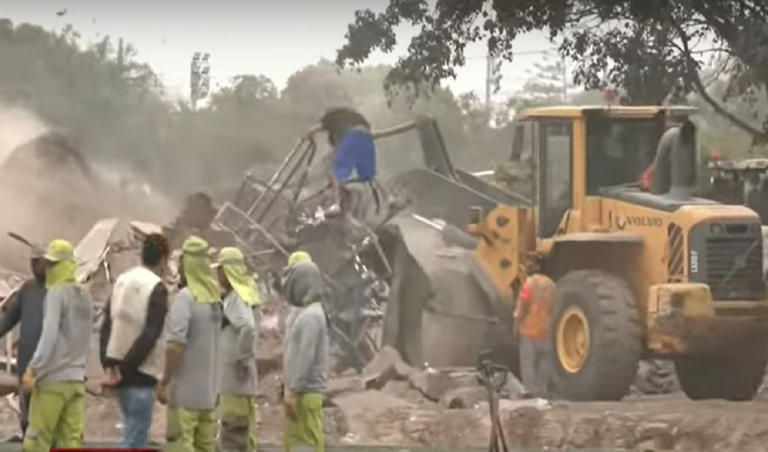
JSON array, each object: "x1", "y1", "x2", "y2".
[
  {"x1": 279, "y1": 251, "x2": 312, "y2": 340},
  {"x1": 280, "y1": 251, "x2": 329, "y2": 452},
  {"x1": 158, "y1": 236, "x2": 222, "y2": 452},
  {"x1": 214, "y1": 247, "x2": 260, "y2": 452},
  {"x1": 22, "y1": 239, "x2": 93, "y2": 452},
  {"x1": 0, "y1": 243, "x2": 47, "y2": 440}
]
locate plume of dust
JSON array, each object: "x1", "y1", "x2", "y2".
[
  {"x1": 0, "y1": 106, "x2": 47, "y2": 166},
  {"x1": 0, "y1": 103, "x2": 174, "y2": 274}
]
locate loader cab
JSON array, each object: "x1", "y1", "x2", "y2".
[
  {"x1": 509, "y1": 117, "x2": 573, "y2": 237},
  {"x1": 510, "y1": 106, "x2": 697, "y2": 238}
]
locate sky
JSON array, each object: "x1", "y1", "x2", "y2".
[{"x1": 2, "y1": 0, "x2": 557, "y2": 102}]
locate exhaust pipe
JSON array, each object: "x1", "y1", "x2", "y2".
[
  {"x1": 669, "y1": 120, "x2": 697, "y2": 200},
  {"x1": 650, "y1": 120, "x2": 697, "y2": 199}
]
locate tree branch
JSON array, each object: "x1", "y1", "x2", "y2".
[{"x1": 669, "y1": 16, "x2": 768, "y2": 142}]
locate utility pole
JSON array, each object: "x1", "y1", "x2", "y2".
[
  {"x1": 190, "y1": 52, "x2": 211, "y2": 110},
  {"x1": 485, "y1": 51, "x2": 502, "y2": 111},
  {"x1": 117, "y1": 38, "x2": 124, "y2": 75},
  {"x1": 485, "y1": 53, "x2": 493, "y2": 110},
  {"x1": 561, "y1": 56, "x2": 568, "y2": 103}
]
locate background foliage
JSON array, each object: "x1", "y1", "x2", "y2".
[{"x1": 0, "y1": 12, "x2": 764, "y2": 205}]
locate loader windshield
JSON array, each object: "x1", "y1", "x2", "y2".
[{"x1": 586, "y1": 116, "x2": 664, "y2": 193}]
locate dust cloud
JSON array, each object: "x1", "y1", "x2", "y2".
[{"x1": 0, "y1": 103, "x2": 173, "y2": 273}]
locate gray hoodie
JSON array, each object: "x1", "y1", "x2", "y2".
[
  {"x1": 27, "y1": 284, "x2": 93, "y2": 384},
  {"x1": 284, "y1": 302, "x2": 328, "y2": 394},
  {"x1": 219, "y1": 291, "x2": 258, "y2": 396},
  {"x1": 282, "y1": 262, "x2": 329, "y2": 393},
  {"x1": 283, "y1": 261, "x2": 328, "y2": 308}
]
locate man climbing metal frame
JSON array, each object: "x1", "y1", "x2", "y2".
[{"x1": 306, "y1": 107, "x2": 379, "y2": 218}]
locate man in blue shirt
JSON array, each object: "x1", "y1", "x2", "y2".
[{"x1": 308, "y1": 107, "x2": 377, "y2": 216}]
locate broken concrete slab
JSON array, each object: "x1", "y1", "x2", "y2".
[
  {"x1": 500, "y1": 371, "x2": 530, "y2": 399},
  {"x1": 75, "y1": 218, "x2": 120, "y2": 283},
  {"x1": 408, "y1": 368, "x2": 455, "y2": 401},
  {"x1": 331, "y1": 390, "x2": 414, "y2": 415},
  {"x1": 326, "y1": 376, "x2": 366, "y2": 399},
  {"x1": 129, "y1": 220, "x2": 162, "y2": 237},
  {"x1": 362, "y1": 345, "x2": 416, "y2": 390},
  {"x1": 408, "y1": 366, "x2": 484, "y2": 402},
  {"x1": 330, "y1": 389, "x2": 416, "y2": 435},
  {"x1": 441, "y1": 385, "x2": 488, "y2": 409},
  {"x1": 444, "y1": 369, "x2": 479, "y2": 387},
  {"x1": 476, "y1": 398, "x2": 552, "y2": 413}
]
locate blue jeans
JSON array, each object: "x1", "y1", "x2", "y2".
[{"x1": 118, "y1": 386, "x2": 155, "y2": 448}]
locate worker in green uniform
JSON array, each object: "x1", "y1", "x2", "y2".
[
  {"x1": 214, "y1": 247, "x2": 261, "y2": 452},
  {"x1": 22, "y1": 239, "x2": 93, "y2": 452},
  {"x1": 158, "y1": 236, "x2": 222, "y2": 452},
  {"x1": 280, "y1": 251, "x2": 329, "y2": 452}
]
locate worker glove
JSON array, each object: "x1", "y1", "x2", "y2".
[{"x1": 21, "y1": 368, "x2": 36, "y2": 392}]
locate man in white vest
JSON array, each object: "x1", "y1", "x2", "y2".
[{"x1": 100, "y1": 233, "x2": 171, "y2": 448}]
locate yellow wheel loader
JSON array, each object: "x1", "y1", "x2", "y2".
[
  {"x1": 199, "y1": 106, "x2": 768, "y2": 400},
  {"x1": 466, "y1": 105, "x2": 768, "y2": 401}
]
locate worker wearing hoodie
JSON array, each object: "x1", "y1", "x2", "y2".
[
  {"x1": 281, "y1": 252, "x2": 329, "y2": 452},
  {"x1": 22, "y1": 239, "x2": 93, "y2": 452},
  {"x1": 158, "y1": 236, "x2": 222, "y2": 452},
  {"x1": 214, "y1": 247, "x2": 260, "y2": 452},
  {"x1": 280, "y1": 251, "x2": 312, "y2": 340},
  {"x1": 0, "y1": 245, "x2": 47, "y2": 439}
]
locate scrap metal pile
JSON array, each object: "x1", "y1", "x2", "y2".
[
  {"x1": 211, "y1": 134, "x2": 394, "y2": 373},
  {"x1": 193, "y1": 117, "x2": 529, "y2": 375}
]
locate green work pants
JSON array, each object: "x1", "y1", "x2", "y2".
[
  {"x1": 22, "y1": 380, "x2": 85, "y2": 452},
  {"x1": 166, "y1": 406, "x2": 217, "y2": 452},
  {"x1": 283, "y1": 392, "x2": 324, "y2": 452},
  {"x1": 218, "y1": 394, "x2": 258, "y2": 452}
]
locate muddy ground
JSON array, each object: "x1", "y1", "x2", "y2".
[{"x1": 1, "y1": 389, "x2": 768, "y2": 451}]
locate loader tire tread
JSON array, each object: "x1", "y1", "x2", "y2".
[{"x1": 551, "y1": 270, "x2": 642, "y2": 401}]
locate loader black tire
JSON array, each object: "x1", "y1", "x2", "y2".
[
  {"x1": 550, "y1": 270, "x2": 641, "y2": 401},
  {"x1": 674, "y1": 345, "x2": 768, "y2": 401},
  {"x1": 632, "y1": 359, "x2": 680, "y2": 395}
]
